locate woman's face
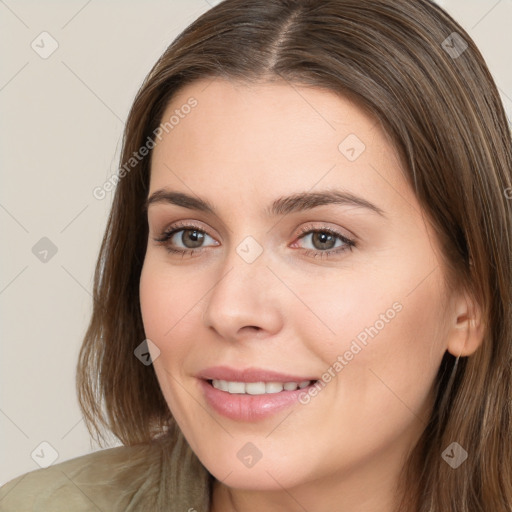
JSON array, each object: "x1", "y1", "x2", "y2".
[{"x1": 139, "y1": 78, "x2": 458, "y2": 499}]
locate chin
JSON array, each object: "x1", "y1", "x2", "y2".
[{"x1": 200, "y1": 450, "x2": 307, "y2": 491}]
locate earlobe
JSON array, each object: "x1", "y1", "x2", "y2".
[{"x1": 446, "y1": 292, "x2": 485, "y2": 357}]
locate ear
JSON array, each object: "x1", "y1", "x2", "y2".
[{"x1": 446, "y1": 288, "x2": 485, "y2": 357}]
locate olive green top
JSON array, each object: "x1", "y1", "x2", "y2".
[{"x1": 0, "y1": 430, "x2": 213, "y2": 511}]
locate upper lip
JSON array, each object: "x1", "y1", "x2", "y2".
[{"x1": 197, "y1": 365, "x2": 318, "y2": 383}]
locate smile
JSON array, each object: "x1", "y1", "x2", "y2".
[
  {"x1": 199, "y1": 377, "x2": 319, "y2": 422},
  {"x1": 210, "y1": 379, "x2": 314, "y2": 394}
]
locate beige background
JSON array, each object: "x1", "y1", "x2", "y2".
[{"x1": 1, "y1": 0, "x2": 511, "y2": 486}]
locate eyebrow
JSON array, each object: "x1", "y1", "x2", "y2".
[{"x1": 144, "y1": 189, "x2": 385, "y2": 217}]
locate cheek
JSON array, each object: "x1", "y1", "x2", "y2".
[
  {"x1": 139, "y1": 258, "x2": 202, "y2": 426},
  {"x1": 295, "y1": 259, "x2": 447, "y2": 417},
  {"x1": 139, "y1": 262, "x2": 171, "y2": 342},
  {"x1": 314, "y1": 241, "x2": 448, "y2": 369},
  {"x1": 139, "y1": 257, "x2": 203, "y2": 343}
]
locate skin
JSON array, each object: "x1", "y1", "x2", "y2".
[{"x1": 139, "y1": 78, "x2": 484, "y2": 512}]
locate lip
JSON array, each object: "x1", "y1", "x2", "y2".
[
  {"x1": 196, "y1": 365, "x2": 318, "y2": 383},
  {"x1": 196, "y1": 366, "x2": 319, "y2": 422}
]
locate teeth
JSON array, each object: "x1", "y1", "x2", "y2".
[
  {"x1": 246, "y1": 382, "x2": 266, "y2": 395},
  {"x1": 211, "y1": 379, "x2": 314, "y2": 395},
  {"x1": 265, "y1": 382, "x2": 283, "y2": 393},
  {"x1": 227, "y1": 381, "x2": 245, "y2": 394},
  {"x1": 216, "y1": 379, "x2": 229, "y2": 392}
]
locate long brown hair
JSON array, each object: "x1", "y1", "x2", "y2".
[{"x1": 76, "y1": 1, "x2": 512, "y2": 510}]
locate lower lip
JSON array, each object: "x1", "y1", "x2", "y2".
[{"x1": 199, "y1": 379, "x2": 317, "y2": 421}]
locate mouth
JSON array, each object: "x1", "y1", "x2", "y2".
[
  {"x1": 198, "y1": 373, "x2": 320, "y2": 422},
  {"x1": 196, "y1": 365, "x2": 319, "y2": 385},
  {"x1": 205, "y1": 378, "x2": 318, "y2": 395}
]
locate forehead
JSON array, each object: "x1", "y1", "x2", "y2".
[
  {"x1": 154, "y1": 77, "x2": 385, "y2": 159},
  {"x1": 149, "y1": 78, "x2": 411, "y2": 215}
]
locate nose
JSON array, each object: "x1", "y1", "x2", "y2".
[{"x1": 201, "y1": 241, "x2": 284, "y2": 342}]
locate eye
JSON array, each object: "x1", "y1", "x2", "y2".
[
  {"x1": 292, "y1": 225, "x2": 355, "y2": 259},
  {"x1": 153, "y1": 222, "x2": 356, "y2": 260},
  {"x1": 153, "y1": 222, "x2": 218, "y2": 257}
]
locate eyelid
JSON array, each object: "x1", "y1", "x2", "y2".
[
  {"x1": 295, "y1": 222, "x2": 356, "y2": 242},
  {"x1": 153, "y1": 219, "x2": 354, "y2": 241},
  {"x1": 153, "y1": 218, "x2": 225, "y2": 245}
]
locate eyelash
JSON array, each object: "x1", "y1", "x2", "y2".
[{"x1": 153, "y1": 221, "x2": 356, "y2": 260}]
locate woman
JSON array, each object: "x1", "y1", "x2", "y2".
[{"x1": 1, "y1": 0, "x2": 511, "y2": 510}]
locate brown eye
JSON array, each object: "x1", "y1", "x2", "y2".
[
  {"x1": 154, "y1": 223, "x2": 218, "y2": 256},
  {"x1": 176, "y1": 229, "x2": 205, "y2": 249},
  {"x1": 308, "y1": 231, "x2": 338, "y2": 251},
  {"x1": 296, "y1": 227, "x2": 355, "y2": 254}
]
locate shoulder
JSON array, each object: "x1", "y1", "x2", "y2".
[{"x1": 0, "y1": 443, "x2": 161, "y2": 511}]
